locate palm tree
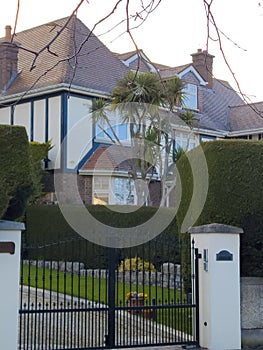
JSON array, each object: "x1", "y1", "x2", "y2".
[
  {"x1": 91, "y1": 71, "x2": 189, "y2": 206},
  {"x1": 112, "y1": 71, "x2": 163, "y2": 105},
  {"x1": 162, "y1": 76, "x2": 185, "y2": 112}
]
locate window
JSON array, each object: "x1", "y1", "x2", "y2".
[
  {"x1": 200, "y1": 135, "x2": 215, "y2": 143},
  {"x1": 95, "y1": 118, "x2": 128, "y2": 142},
  {"x1": 174, "y1": 131, "x2": 196, "y2": 151},
  {"x1": 113, "y1": 178, "x2": 136, "y2": 205},
  {"x1": 93, "y1": 176, "x2": 136, "y2": 205},
  {"x1": 93, "y1": 176, "x2": 110, "y2": 205},
  {"x1": 183, "y1": 84, "x2": 197, "y2": 110}
]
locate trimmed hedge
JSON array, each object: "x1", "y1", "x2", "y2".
[
  {"x1": 0, "y1": 125, "x2": 50, "y2": 220},
  {"x1": 177, "y1": 140, "x2": 263, "y2": 277},
  {"x1": 24, "y1": 205, "x2": 180, "y2": 269},
  {"x1": 0, "y1": 125, "x2": 32, "y2": 220},
  {"x1": 28, "y1": 141, "x2": 51, "y2": 204}
]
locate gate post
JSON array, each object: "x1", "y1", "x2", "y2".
[
  {"x1": 189, "y1": 223, "x2": 243, "y2": 350},
  {"x1": 0, "y1": 220, "x2": 25, "y2": 350}
]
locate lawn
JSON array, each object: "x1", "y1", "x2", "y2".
[{"x1": 21, "y1": 264, "x2": 193, "y2": 333}]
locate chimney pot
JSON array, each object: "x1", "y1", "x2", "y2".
[{"x1": 5, "y1": 25, "x2": 12, "y2": 41}]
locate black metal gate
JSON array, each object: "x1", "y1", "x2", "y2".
[{"x1": 19, "y1": 234, "x2": 199, "y2": 349}]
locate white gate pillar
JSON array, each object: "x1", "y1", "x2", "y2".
[
  {"x1": 0, "y1": 220, "x2": 25, "y2": 350},
  {"x1": 189, "y1": 223, "x2": 243, "y2": 350}
]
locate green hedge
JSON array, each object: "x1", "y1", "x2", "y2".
[
  {"x1": 0, "y1": 125, "x2": 32, "y2": 220},
  {"x1": 0, "y1": 125, "x2": 50, "y2": 220},
  {"x1": 28, "y1": 141, "x2": 51, "y2": 204},
  {"x1": 24, "y1": 205, "x2": 179, "y2": 269},
  {"x1": 177, "y1": 140, "x2": 263, "y2": 277}
]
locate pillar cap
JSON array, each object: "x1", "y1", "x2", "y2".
[
  {"x1": 0, "y1": 220, "x2": 25, "y2": 231},
  {"x1": 188, "y1": 223, "x2": 243, "y2": 234}
]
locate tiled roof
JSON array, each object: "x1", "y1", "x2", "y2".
[
  {"x1": 228, "y1": 102, "x2": 263, "y2": 132},
  {"x1": 2, "y1": 16, "x2": 259, "y2": 135},
  {"x1": 198, "y1": 79, "x2": 245, "y2": 131},
  {"x1": 1, "y1": 16, "x2": 128, "y2": 97},
  {"x1": 115, "y1": 49, "x2": 170, "y2": 73},
  {"x1": 159, "y1": 64, "x2": 191, "y2": 79},
  {"x1": 115, "y1": 50, "x2": 138, "y2": 61},
  {"x1": 81, "y1": 145, "x2": 134, "y2": 172}
]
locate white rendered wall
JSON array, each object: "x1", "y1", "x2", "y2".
[
  {"x1": 48, "y1": 96, "x2": 61, "y2": 169},
  {"x1": 14, "y1": 103, "x2": 31, "y2": 138},
  {"x1": 190, "y1": 224, "x2": 242, "y2": 350},
  {"x1": 67, "y1": 96, "x2": 92, "y2": 169},
  {"x1": 33, "y1": 99, "x2": 46, "y2": 143},
  {"x1": 0, "y1": 222, "x2": 24, "y2": 350},
  {"x1": 0, "y1": 106, "x2": 10, "y2": 124}
]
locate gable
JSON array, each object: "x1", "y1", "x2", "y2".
[
  {"x1": 178, "y1": 66, "x2": 207, "y2": 86},
  {"x1": 180, "y1": 71, "x2": 201, "y2": 85},
  {"x1": 118, "y1": 50, "x2": 157, "y2": 73},
  {"x1": 0, "y1": 16, "x2": 129, "y2": 98}
]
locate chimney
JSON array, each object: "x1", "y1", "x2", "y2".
[
  {"x1": 0, "y1": 25, "x2": 19, "y2": 91},
  {"x1": 191, "y1": 49, "x2": 214, "y2": 89}
]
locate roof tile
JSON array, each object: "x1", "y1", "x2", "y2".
[{"x1": 1, "y1": 16, "x2": 128, "y2": 97}]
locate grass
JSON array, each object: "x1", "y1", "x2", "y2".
[{"x1": 21, "y1": 264, "x2": 193, "y2": 333}]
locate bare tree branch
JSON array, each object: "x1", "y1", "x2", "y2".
[
  {"x1": 30, "y1": 0, "x2": 85, "y2": 71},
  {"x1": 11, "y1": 0, "x2": 20, "y2": 43}
]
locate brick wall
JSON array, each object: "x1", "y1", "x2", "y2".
[{"x1": 0, "y1": 26, "x2": 19, "y2": 90}]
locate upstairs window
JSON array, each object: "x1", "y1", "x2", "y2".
[
  {"x1": 183, "y1": 84, "x2": 197, "y2": 110},
  {"x1": 95, "y1": 117, "x2": 128, "y2": 142}
]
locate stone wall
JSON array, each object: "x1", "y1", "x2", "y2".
[
  {"x1": 241, "y1": 277, "x2": 263, "y2": 347},
  {"x1": 23, "y1": 260, "x2": 182, "y2": 289}
]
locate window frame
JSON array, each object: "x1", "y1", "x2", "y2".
[
  {"x1": 92, "y1": 175, "x2": 137, "y2": 205},
  {"x1": 183, "y1": 83, "x2": 198, "y2": 111}
]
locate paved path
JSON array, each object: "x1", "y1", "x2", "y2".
[
  {"x1": 20, "y1": 286, "x2": 195, "y2": 349},
  {"x1": 116, "y1": 346, "x2": 200, "y2": 350}
]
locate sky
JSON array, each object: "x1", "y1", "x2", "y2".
[{"x1": 0, "y1": 0, "x2": 262, "y2": 102}]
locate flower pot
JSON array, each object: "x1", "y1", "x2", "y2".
[{"x1": 128, "y1": 297, "x2": 144, "y2": 313}]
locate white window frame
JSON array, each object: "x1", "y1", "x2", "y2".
[
  {"x1": 92, "y1": 175, "x2": 137, "y2": 205},
  {"x1": 174, "y1": 131, "x2": 196, "y2": 151},
  {"x1": 95, "y1": 112, "x2": 130, "y2": 143},
  {"x1": 183, "y1": 83, "x2": 198, "y2": 110},
  {"x1": 93, "y1": 176, "x2": 111, "y2": 205}
]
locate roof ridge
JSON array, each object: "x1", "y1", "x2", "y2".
[
  {"x1": 2, "y1": 16, "x2": 72, "y2": 39},
  {"x1": 230, "y1": 101, "x2": 263, "y2": 109}
]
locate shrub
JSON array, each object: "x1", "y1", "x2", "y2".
[
  {"x1": 0, "y1": 125, "x2": 51, "y2": 220},
  {"x1": 119, "y1": 257, "x2": 155, "y2": 272},
  {"x1": 0, "y1": 125, "x2": 32, "y2": 220}
]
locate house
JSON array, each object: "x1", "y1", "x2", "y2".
[{"x1": 1, "y1": 16, "x2": 263, "y2": 206}]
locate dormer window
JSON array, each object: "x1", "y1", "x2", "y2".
[{"x1": 183, "y1": 83, "x2": 197, "y2": 110}]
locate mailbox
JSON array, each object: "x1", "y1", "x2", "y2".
[{"x1": 0, "y1": 241, "x2": 15, "y2": 254}]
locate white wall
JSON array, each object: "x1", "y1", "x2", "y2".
[
  {"x1": 190, "y1": 224, "x2": 242, "y2": 350},
  {"x1": 0, "y1": 222, "x2": 24, "y2": 350},
  {"x1": 14, "y1": 103, "x2": 31, "y2": 138},
  {"x1": 0, "y1": 107, "x2": 10, "y2": 124},
  {"x1": 67, "y1": 96, "x2": 92, "y2": 169},
  {"x1": 48, "y1": 96, "x2": 61, "y2": 169},
  {"x1": 0, "y1": 94, "x2": 94, "y2": 170},
  {"x1": 33, "y1": 99, "x2": 46, "y2": 143}
]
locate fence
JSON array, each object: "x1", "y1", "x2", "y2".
[{"x1": 19, "y1": 237, "x2": 199, "y2": 349}]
